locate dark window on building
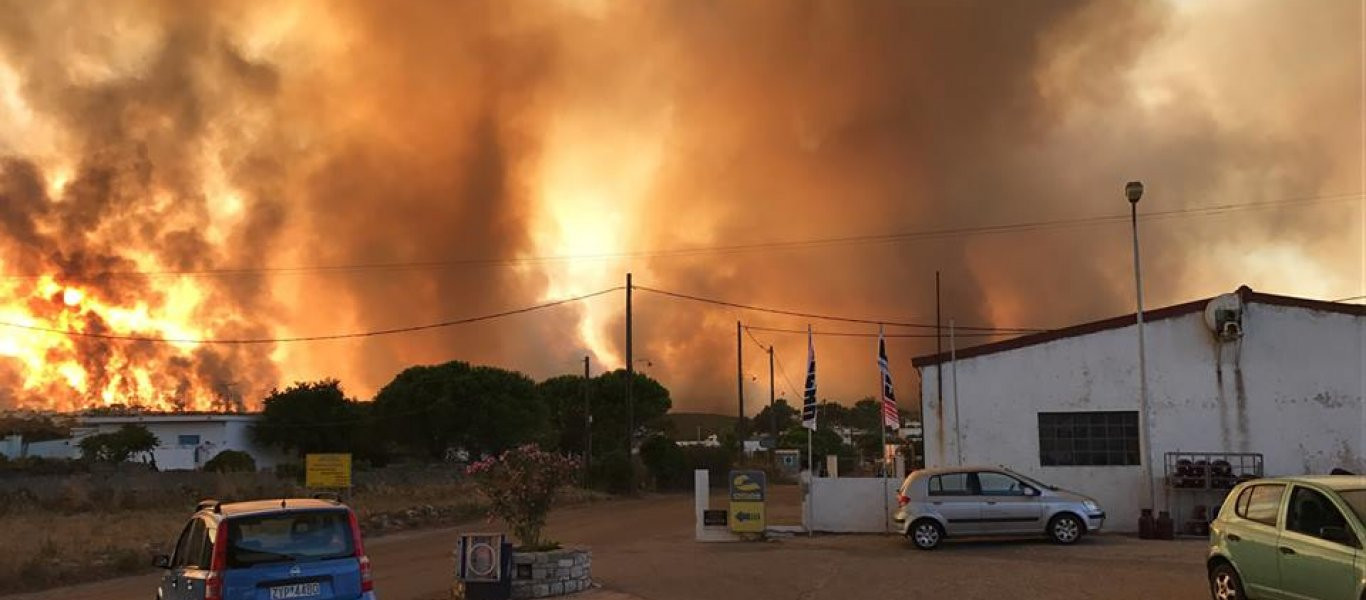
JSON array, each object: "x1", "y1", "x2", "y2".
[
  {"x1": 1037, "y1": 411, "x2": 1139, "y2": 466},
  {"x1": 178, "y1": 434, "x2": 201, "y2": 446}
]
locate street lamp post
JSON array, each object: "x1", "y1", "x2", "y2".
[{"x1": 1126, "y1": 181, "x2": 1156, "y2": 515}]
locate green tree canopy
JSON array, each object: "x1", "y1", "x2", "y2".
[
  {"x1": 79, "y1": 424, "x2": 159, "y2": 463},
  {"x1": 753, "y1": 398, "x2": 797, "y2": 436},
  {"x1": 253, "y1": 380, "x2": 363, "y2": 457},
  {"x1": 537, "y1": 374, "x2": 591, "y2": 454},
  {"x1": 373, "y1": 361, "x2": 551, "y2": 459},
  {"x1": 586, "y1": 369, "x2": 672, "y2": 458}
]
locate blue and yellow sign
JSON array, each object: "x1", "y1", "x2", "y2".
[{"x1": 728, "y1": 470, "x2": 766, "y2": 533}]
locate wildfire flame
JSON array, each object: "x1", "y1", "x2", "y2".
[{"x1": 0, "y1": 267, "x2": 248, "y2": 412}]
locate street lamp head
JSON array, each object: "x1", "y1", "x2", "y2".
[{"x1": 1125, "y1": 181, "x2": 1144, "y2": 204}]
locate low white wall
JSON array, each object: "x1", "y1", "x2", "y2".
[{"x1": 807, "y1": 477, "x2": 899, "y2": 533}]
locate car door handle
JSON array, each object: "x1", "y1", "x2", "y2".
[
  {"x1": 986, "y1": 501, "x2": 998, "y2": 505},
  {"x1": 1227, "y1": 533, "x2": 1240, "y2": 542},
  {"x1": 1279, "y1": 546, "x2": 1296, "y2": 555},
  {"x1": 931, "y1": 501, "x2": 943, "y2": 505}
]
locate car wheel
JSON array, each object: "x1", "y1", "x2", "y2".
[
  {"x1": 1047, "y1": 513, "x2": 1084, "y2": 544},
  {"x1": 1209, "y1": 562, "x2": 1244, "y2": 600},
  {"x1": 908, "y1": 519, "x2": 944, "y2": 550}
]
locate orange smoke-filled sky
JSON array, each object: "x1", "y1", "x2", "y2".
[{"x1": 0, "y1": 0, "x2": 1361, "y2": 414}]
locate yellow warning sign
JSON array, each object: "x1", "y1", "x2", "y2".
[
  {"x1": 728, "y1": 501, "x2": 766, "y2": 533},
  {"x1": 306, "y1": 453, "x2": 352, "y2": 489}
]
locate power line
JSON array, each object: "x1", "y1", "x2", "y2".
[
  {"x1": 5, "y1": 191, "x2": 1359, "y2": 281},
  {"x1": 743, "y1": 324, "x2": 1018, "y2": 339},
  {"x1": 636, "y1": 285, "x2": 1044, "y2": 333},
  {"x1": 0, "y1": 288, "x2": 621, "y2": 345}
]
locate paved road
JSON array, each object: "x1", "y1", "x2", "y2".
[{"x1": 3, "y1": 492, "x2": 1209, "y2": 600}]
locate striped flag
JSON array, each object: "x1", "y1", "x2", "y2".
[
  {"x1": 878, "y1": 325, "x2": 899, "y2": 429},
  {"x1": 801, "y1": 325, "x2": 817, "y2": 430}
]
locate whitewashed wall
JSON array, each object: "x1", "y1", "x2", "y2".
[
  {"x1": 78, "y1": 416, "x2": 291, "y2": 470},
  {"x1": 806, "y1": 477, "x2": 900, "y2": 533},
  {"x1": 920, "y1": 298, "x2": 1366, "y2": 532}
]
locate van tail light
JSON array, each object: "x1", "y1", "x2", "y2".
[
  {"x1": 897, "y1": 494, "x2": 910, "y2": 507},
  {"x1": 207, "y1": 520, "x2": 229, "y2": 600},
  {"x1": 348, "y1": 509, "x2": 373, "y2": 592}
]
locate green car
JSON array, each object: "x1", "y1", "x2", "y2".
[{"x1": 1208, "y1": 475, "x2": 1366, "y2": 599}]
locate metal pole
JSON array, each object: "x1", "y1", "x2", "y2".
[
  {"x1": 625, "y1": 272, "x2": 634, "y2": 494},
  {"x1": 583, "y1": 355, "x2": 591, "y2": 483},
  {"x1": 880, "y1": 325, "x2": 890, "y2": 533},
  {"x1": 736, "y1": 320, "x2": 745, "y2": 440},
  {"x1": 951, "y1": 319, "x2": 962, "y2": 466},
  {"x1": 1130, "y1": 199, "x2": 1156, "y2": 512}
]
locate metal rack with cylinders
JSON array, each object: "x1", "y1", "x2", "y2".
[{"x1": 1164, "y1": 451, "x2": 1263, "y2": 535}]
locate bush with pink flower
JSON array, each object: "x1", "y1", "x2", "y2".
[{"x1": 465, "y1": 444, "x2": 581, "y2": 551}]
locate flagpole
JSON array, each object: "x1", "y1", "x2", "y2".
[
  {"x1": 804, "y1": 324, "x2": 815, "y2": 537},
  {"x1": 879, "y1": 325, "x2": 890, "y2": 534}
]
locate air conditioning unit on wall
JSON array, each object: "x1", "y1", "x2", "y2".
[{"x1": 1204, "y1": 294, "x2": 1244, "y2": 342}]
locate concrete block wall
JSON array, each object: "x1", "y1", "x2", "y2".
[{"x1": 510, "y1": 548, "x2": 592, "y2": 599}]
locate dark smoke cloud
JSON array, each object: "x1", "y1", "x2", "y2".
[{"x1": 0, "y1": 0, "x2": 1358, "y2": 414}]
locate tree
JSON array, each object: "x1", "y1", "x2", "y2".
[
  {"x1": 537, "y1": 374, "x2": 591, "y2": 454},
  {"x1": 850, "y1": 397, "x2": 883, "y2": 432},
  {"x1": 777, "y1": 425, "x2": 847, "y2": 469},
  {"x1": 253, "y1": 380, "x2": 363, "y2": 458},
  {"x1": 373, "y1": 361, "x2": 552, "y2": 460},
  {"x1": 753, "y1": 398, "x2": 797, "y2": 435},
  {"x1": 586, "y1": 369, "x2": 672, "y2": 460},
  {"x1": 79, "y1": 424, "x2": 159, "y2": 463},
  {"x1": 820, "y1": 401, "x2": 851, "y2": 429}
]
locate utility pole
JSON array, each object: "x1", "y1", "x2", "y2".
[
  {"x1": 583, "y1": 355, "x2": 591, "y2": 482},
  {"x1": 736, "y1": 320, "x2": 744, "y2": 440},
  {"x1": 935, "y1": 271, "x2": 943, "y2": 462},
  {"x1": 768, "y1": 345, "x2": 776, "y2": 449},
  {"x1": 625, "y1": 272, "x2": 634, "y2": 494}
]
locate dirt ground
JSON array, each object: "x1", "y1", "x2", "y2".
[{"x1": 2, "y1": 486, "x2": 1210, "y2": 600}]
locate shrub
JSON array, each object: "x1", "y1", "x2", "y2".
[
  {"x1": 681, "y1": 446, "x2": 734, "y2": 487},
  {"x1": 204, "y1": 450, "x2": 257, "y2": 473},
  {"x1": 588, "y1": 450, "x2": 633, "y2": 494},
  {"x1": 639, "y1": 435, "x2": 688, "y2": 491},
  {"x1": 466, "y1": 445, "x2": 579, "y2": 550}
]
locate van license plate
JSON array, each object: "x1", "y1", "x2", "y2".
[{"x1": 269, "y1": 583, "x2": 320, "y2": 599}]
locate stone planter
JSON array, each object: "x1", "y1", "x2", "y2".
[{"x1": 510, "y1": 547, "x2": 592, "y2": 599}]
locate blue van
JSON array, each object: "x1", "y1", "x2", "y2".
[{"x1": 154, "y1": 499, "x2": 376, "y2": 600}]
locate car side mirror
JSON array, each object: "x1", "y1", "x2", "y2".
[
  {"x1": 152, "y1": 554, "x2": 171, "y2": 569},
  {"x1": 1320, "y1": 526, "x2": 1355, "y2": 546}
]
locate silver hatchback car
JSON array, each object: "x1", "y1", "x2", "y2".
[{"x1": 893, "y1": 466, "x2": 1106, "y2": 550}]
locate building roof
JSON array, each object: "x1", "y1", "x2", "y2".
[
  {"x1": 80, "y1": 413, "x2": 261, "y2": 425},
  {"x1": 912, "y1": 286, "x2": 1366, "y2": 368}
]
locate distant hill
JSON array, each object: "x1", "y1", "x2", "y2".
[{"x1": 665, "y1": 412, "x2": 738, "y2": 441}]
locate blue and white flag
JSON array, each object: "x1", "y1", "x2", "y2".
[
  {"x1": 801, "y1": 325, "x2": 817, "y2": 430},
  {"x1": 878, "y1": 325, "x2": 899, "y2": 429}
]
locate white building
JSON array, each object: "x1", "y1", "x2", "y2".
[
  {"x1": 915, "y1": 286, "x2": 1365, "y2": 532},
  {"x1": 65, "y1": 413, "x2": 291, "y2": 471}
]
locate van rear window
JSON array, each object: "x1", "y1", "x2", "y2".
[{"x1": 226, "y1": 510, "x2": 355, "y2": 567}]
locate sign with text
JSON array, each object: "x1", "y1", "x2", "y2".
[
  {"x1": 305, "y1": 453, "x2": 352, "y2": 489},
  {"x1": 703, "y1": 509, "x2": 728, "y2": 527},
  {"x1": 728, "y1": 470, "x2": 767, "y2": 533}
]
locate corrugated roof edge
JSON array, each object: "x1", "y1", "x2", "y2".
[{"x1": 911, "y1": 285, "x2": 1366, "y2": 368}]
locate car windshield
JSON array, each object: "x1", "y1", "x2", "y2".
[
  {"x1": 225, "y1": 509, "x2": 355, "y2": 567},
  {"x1": 1003, "y1": 469, "x2": 1058, "y2": 491},
  {"x1": 1340, "y1": 490, "x2": 1366, "y2": 525}
]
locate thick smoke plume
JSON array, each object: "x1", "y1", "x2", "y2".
[{"x1": 0, "y1": 0, "x2": 1359, "y2": 413}]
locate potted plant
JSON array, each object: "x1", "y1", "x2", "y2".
[{"x1": 465, "y1": 445, "x2": 591, "y2": 599}]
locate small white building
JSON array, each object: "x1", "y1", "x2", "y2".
[
  {"x1": 70, "y1": 413, "x2": 291, "y2": 471},
  {"x1": 915, "y1": 286, "x2": 1365, "y2": 532}
]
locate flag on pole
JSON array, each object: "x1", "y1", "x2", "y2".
[
  {"x1": 801, "y1": 325, "x2": 817, "y2": 430},
  {"x1": 878, "y1": 325, "x2": 899, "y2": 430}
]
